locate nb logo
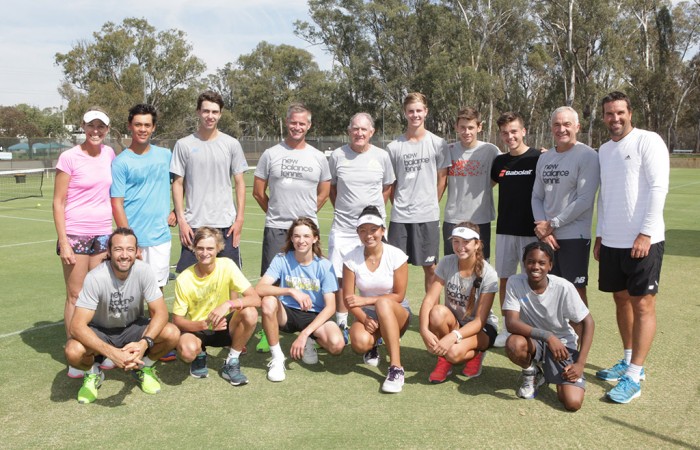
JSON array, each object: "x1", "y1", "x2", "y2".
[
  {"x1": 574, "y1": 277, "x2": 586, "y2": 284},
  {"x1": 425, "y1": 256, "x2": 436, "y2": 263}
]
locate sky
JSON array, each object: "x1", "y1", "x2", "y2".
[{"x1": 0, "y1": 0, "x2": 332, "y2": 109}]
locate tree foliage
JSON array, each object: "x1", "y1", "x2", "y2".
[{"x1": 55, "y1": 17, "x2": 206, "y2": 141}]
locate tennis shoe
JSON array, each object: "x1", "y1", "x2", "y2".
[
  {"x1": 133, "y1": 366, "x2": 161, "y2": 394},
  {"x1": 222, "y1": 357, "x2": 248, "y2": 386},
  {"x1": 382, "y1": 365, "x2": 405, "y2": 393},
  {"x1": 596, "y1": 360, "x2": 646, "y2": 381},
  {"x1": 159, "y1": 350, "x2": 177, "y2": 362},
  {"x1": 190, "y1": 351, "x2": 208, "y2": 378},
  {"x1": 494, "y1": 329, "x2": 510, "y2": 348},
  {"x1": 463, "y1": 351, "x2": 486, "y2": 378},
  {"x1": 256, "y1": 330, "x2": 270, "y2": 353},
  {"x1": 302, "y1": 336, "x2": 318, "y2": 364},
  {"x1": 99, "y1": 358, "x2": 116, "y2": 370},
  {"x1": 363, "y1": 345, "x2": 379, "y2": 367},
  {"x1": 517, "y1": 365, "x2": 544, "y2": 399},
  {"x1": 267, "y1": 357, "x2": 286, "y2": 382},
  {"x1": 341, "y1": 324, "x2": 350, "y2": 345},
  {"x1": 68, "y1": 366, "x2": 85, "y2": 379},
  {"x1": 429, "y1": 356, "x2": 452, "y2": 383},
  {"x1": 607, "y1": 375, "x2": 641, "y2": 404},
  {"x1": 77, "y1": 371, "x2": 104, "y2": 404}
]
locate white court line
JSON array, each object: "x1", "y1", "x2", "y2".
[
  {"x1": 0, "y1": 239, "x2": 54, "y2": 248},
  {"x1": 670, "y1": 180, "x2": 700, "y2": 190},
  {"x1": 0, "y1": 214, "x2": 53, "y2": 223}
]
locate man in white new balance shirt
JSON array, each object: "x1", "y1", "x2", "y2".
[{"x1": 593, "y1": 91, "x2": 669, "y2": 404}]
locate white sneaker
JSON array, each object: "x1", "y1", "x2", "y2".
[
  {"x1": 99, "y1": 358, "x2": 116, "y2": 370},
  {"x1": 494, "y1": 329, "x2": 511, "y2": 348},
  {"x1": 381, "y1": 365, "x2": 405, "y2": 393},
  {"x1": 363, "y1": 345, "x2": 379, "y2": 367},
  {"x1": 267, "y1": 358, "x2": 286, "y2": 382},
  {"x1": 302, "y1": 336, "x2": 318, "y2": 365},
  {"x1": 67, "y1": 366, "x2": 85, "y2": 378},
  {"x1": 517, "y1": 365, "x2": 545, "y2": 399}
]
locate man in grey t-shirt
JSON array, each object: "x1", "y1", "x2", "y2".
[
  {"x1": 532, "y1": 107, "x2": 599, "y2": 304},
  {"x1": 387, "y1": 93, "x2": 450, "y2": 293},
  {"x1": 253, "y1": 103, "x2": 331, "y2": 276},
  {"x1": 65, "y1": 228, "x2": 180, "y2": 404},
  {"x1": 171, "y1": 91, "x2": 248, "y2": 272}
]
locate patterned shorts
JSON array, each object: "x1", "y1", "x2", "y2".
[{"x1": 56, "y1": 234, "x2": 110, "y2": 256}]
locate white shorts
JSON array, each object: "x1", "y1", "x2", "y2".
[
  {"x1": 495, "y1": 234, "x2": 538, "y2": 278},
  {"x1": 140, "y1": 240, "x2": 172, "y2": 287},
  {"x1": 328, "y1": 227, "x2": 361, "y2": 278}
]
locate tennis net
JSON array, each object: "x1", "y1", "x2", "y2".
[{"x1": 0, "y1": 168, "x2": 45, "y2": 202}]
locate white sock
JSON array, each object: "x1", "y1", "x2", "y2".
[
  {"x1": 627, "y1": 363, "x2": 643, "y2": 383},
  {"x1": 142, "y1": 356, "x2": 155, "y2": 367},
  {"x1": 227, "y1": 348, "x2": 241, "y2": 361},
  {"x1": 623, "y1": 349, "x2": 633, "y2": 364},
  {"x1": 88, "y1": 363, "x2": 100, "y2": 374},
  {"x1": 336, "y1": 312, "x2": 348, "y2": 326},
  {"x1": 270, "y1": 343, "x2": 284, "y2": 360},
  {"x1": 524, "y1": 361, "x2": 537, "y2": 373}
]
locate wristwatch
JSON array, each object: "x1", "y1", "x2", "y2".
[
  {"x1": 452, "y1": 329, "x2": 463, "y2": 343},
  {"x1": 142, "y1": 336, "x2": 155, "y2": 349}
]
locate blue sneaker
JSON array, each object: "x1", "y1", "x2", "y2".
[
  {"x1": 596, "y1": 360, "x2": 646, "y2": 381},
  {"x1": 607, "y1": 375, "x2": 641, "y2": 403},
  {"x1": 221, "y1": 357, "x2": 248, "y2": 386},
  {"x1": 190, "y1": 351, "x2": 208, "y2": 378}
]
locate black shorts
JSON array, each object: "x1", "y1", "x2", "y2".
[
  {"x1": 443, "y1": 222, "x2": 492, "y2": 260},
  {"x1": 551, "y1": 238, "x2": 590, "y2": 287},
  {"x1": 279, "y1": 304, "x2": 330, "y2": 335},
  {"x1": 482, "y1": 323, "x2": 498, "y2": 348},
  {"x1": 261, "y1": 227, "x2": 288, "y2": 276},
  {"x1": 598, "y1": 242, "x2": 664, "y2": 296},
  {"x1": 388, "y1": 221, "x2": 439, "y2": 266},
  {"x1": 187, "y1": 313, "x2": 233, "y2": 349},
  {"x1": 176, "y1": 227, "x2": 242, "y2": 273},
  {"x1": 89, "y1": 317, "x2": 150, "y2": 350}
]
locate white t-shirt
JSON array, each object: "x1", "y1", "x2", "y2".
[
  {"x1": 503, "y1": 273, "x2": 589, "y2": 349},
  {"x1": 596, "y1": 128, "x2": 669, "y2": 247},
  {"x1": 343, "y1": 243, "x2": 409, "y2": 310}
]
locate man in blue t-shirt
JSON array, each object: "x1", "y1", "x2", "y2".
[{"x1": 111, "y1": 103, "x2": 172, "y2": 289}]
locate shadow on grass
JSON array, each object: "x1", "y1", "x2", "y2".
[
  {"x1": 602, "y1": 416, "x2": 700, "y2": 449},
  {"x1": 665, "y1": 229, "x2": 700, "y2": 257},
  {"x1": 20, "y1": 320, "x2": 66, "y2": 364}
]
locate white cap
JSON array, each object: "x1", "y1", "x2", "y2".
[
  {"x1": 83, "y1": 110, "x2": 110, "y2": 126},
  {"x1": 356, "y1": 213, "x2": 385, "y2": 228},
  {"x1": 450, "y1": 226, "x2": 480, "y2": 241}
]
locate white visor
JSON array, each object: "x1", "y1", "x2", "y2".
[
  {"x1": 356, "y1": 214, "x2": 385, "y2": 228},
  {"x1": 450, "y1": 227, "x2": 480, "y2": 241},
  {"x1": 83, "y1": 111, "x2": 110, "y2": 126}
]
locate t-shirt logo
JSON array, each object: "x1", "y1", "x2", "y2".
[
  {"x1": 109, "y1": 291, "x2": 133, "y2": 318},
  {"x1": 281, "y1": 158, "x2": 313, "y2": 179}
]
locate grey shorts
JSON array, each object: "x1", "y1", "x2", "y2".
[
  {"x1": 261, "y1": 227, "x2": 288, "y2": 276},
  {"x1": 533, "y1": 340, "x2": 586, "y2": 389},
  {"x1": 495, "y1": 234, "x2": 538, "y2": 278},
  {"x1": 362, "y1": 305, "x2": 412, "y2": 337},
  {"x1": 89, "y1": 316, "x2": 150, "y2": 350},
  {"x1": 176, "y1": 227, "x2": 242, "y2": 273},
  {"x1": 388, "y1": 221, "x2": 439, "y2": 266}
]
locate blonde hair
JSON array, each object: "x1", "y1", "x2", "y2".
[{"x1": 193, "y1": 227, "x2": 225, "y2": 253}]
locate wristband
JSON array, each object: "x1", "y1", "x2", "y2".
[
  {"x1": 452, "y1": 329, "x2": 463, "y2": 343},
  {"x1": 141, "y1": 336, "x2": 154, "y2": 349},
  {"x1": 530, "y1": 327, "x2": 553, "y2": 341},
  {"x1": 227, "y1": 300, "x2": 237, "y2": 311}
]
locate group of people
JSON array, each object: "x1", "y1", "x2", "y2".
[{"x1": 54, "y1": 89, "x2": 668, "y2": 411}]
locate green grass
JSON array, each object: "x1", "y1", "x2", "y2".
[{"x1": 0, "y1": 170, "x2": 699, "y2": 449}]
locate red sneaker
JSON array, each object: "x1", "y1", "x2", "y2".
[
  {"x1": 429, "y1": 356, "x2": 453, "y2": 383},
  {"x1": 462, "y1": 351, "x2": 486, "y2": 377},
  {"x1": 159, "y1": 350, "x2": 177, "y2": 362}
]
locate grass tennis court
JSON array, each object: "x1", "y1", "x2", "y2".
[{"x1": 0, "y1": 169, "x2": 698, "y2": 448}]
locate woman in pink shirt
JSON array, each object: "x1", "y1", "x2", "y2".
[{"x1": 53, "y1": 108, "x2": 115, "y2": 377}]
